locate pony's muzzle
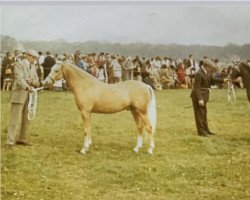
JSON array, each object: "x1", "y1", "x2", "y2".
[{"x1": 44, "y1": 77, "x2": 53, "y2": 86}]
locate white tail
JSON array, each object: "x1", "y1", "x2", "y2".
[{"x1": 148, "y1": 86, "x2": 157, "y2": 134}]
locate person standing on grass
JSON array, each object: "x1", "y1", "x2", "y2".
[
  {"x1": 42, "y1": 51, "x2": 56, "y2": 80},
  {"x1": 190, "y1": 58, "x2": 229, "y2": 137},
  {"x1": 5, "y1": 50, "x2": 39, "y2": 149}
]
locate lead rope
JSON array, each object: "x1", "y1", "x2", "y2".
[
  {"x1": 227, "y1": 71, "x2": 236, "y2": 104},
  {"x1": 28, "y1": 87, "x2": 44, "y2": 120}
]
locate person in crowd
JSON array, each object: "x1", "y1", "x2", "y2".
[
  {"x1": 161, "y1": 57, "x2": 170, "y2": 68},
  {"x1": 159, "y1": 64, "x2": 174, "y2": 89},
  {"x1": 185, "y1": 54, "x2": 195, "y2": 69},
  {"x1": 133, "y1": 58, "x2": 142, "y2": 81},
  {"x1": 74, "y1": 50, "x2": 82, "y2": 67},
  {"x1": 67, "y1": 54, "x2": 74, "y2": 64},
  {"x1": 5, "y1": 50, "x2": 39, "y2": 149},
  {"x1": 148, "y1": 63, "x2": 162, "y2": 90},
  {"x1": 96, "y1": 54, "x2": 105, "y2": 69},
  {"x1": 111, "y1": 57, "x2": 123, "y2": 83},
  {"x1": 176, "y1": 62, "x2": 189, "y2": 88},
  {"x1": 141, "y1": 59, "x2": 153, "y2": 87},
  {"x1": 86, "y1": 53, "x2": 95, "y2": 73},
  {"x1": 153, "y1": 56, "x2": 162, "y2": 71},
  {"x1": 214, "y1": 58, "x2": 223, "y2": 73},
  {"x1": 78, "y1": 55, "x2": 88, "y2": 72},
  {"x1": 106, "y1": 55, "x2": 116, "y2": 83},
  {"x1": 2, "y1": 52, "x2": 15, "y2": 91},
  {"x1": 190, "y1": 58, "x2": 229, "y2": 137},
  {"x1": 186, "y1": 65, "x2": 196, "y2": 88},
  {"x1": 20, "y1": 52, "x2": 27, "y2": 60},
  {"x1": 42, "y1": 51, "x2": 56, "y2": 80},
  {"x1": 122, "y1": 56, "x2": 135, "y2": 81},
  {"x1": 96, "y1": 54, "x2": 107, "y2": 82},
  {"x1": 13, "y1": 50, "x2": 21, "y2": 62},
  {"x1": 37, "y1": 51, "x2": 45, "y2": 86}
]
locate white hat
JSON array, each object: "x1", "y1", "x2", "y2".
[{"x1": 27, "y1": 49, "x2": 39, "y2": 58}]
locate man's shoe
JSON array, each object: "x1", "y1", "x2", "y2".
[
  {"x1": 198, "y1": 132, "x2": 208, "y2": 137},
  {"x1": 206, "y1": 131, "x2": 216, "y2": 135},
  {"x1": 16, "y1": 140, "x2": 33, "y2": 146}
]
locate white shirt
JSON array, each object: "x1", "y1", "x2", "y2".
[
  {"x1": 38, "y1": 55, "x2": 45, "y2": 65},
  {"x1": 153, "y1": 60, "x2": 162, "y2": 70}
]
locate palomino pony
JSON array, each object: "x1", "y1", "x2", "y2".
[
  {"x1": 44, "y1": 61, "x2": 157, "y2": 154},
  {"x1": 231, "y1": 62, "x2": 250, "y2": 102}
]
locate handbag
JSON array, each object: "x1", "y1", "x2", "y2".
[{"x1": 5, "y1": 68, "x2": 12, "y2": 75}]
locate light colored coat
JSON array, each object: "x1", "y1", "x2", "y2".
[{"x1": 10, "y1": 59, "x2": 39, "y2": 103}]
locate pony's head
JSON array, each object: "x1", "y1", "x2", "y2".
[
  {"x1": 231, "y1": 62, "x2": 250, "y2": 102},
  {"x1": 231, "y1": 65, "x2": 241, "y2": 80},
  {"x1": 44, "y1": 62, "x2": 64, "y2": 86}
]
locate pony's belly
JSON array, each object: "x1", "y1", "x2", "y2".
[{"x1": 91, "y1": 103, "x2": 130, "y2": 114}]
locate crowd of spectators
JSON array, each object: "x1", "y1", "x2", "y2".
[{"x1": 0, "y1": 50, "x2": 246, "y2": 91}]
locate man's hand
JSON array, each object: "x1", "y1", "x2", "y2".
[
  {"x1": 26, "y1": 80, "x2": 32, "y2": 85},
  {"x1": 198, "y1": 100, "x2": 205, "y2": 106},
  {"x1": 26, "y1": 85, "x2": 34, "y2": 92},
  {"x1": 223, "y1": 78, "x2": 230, "y2": 83},
  {"x1": 40, "y1": 80, "x2": 45, "y2": 86}
]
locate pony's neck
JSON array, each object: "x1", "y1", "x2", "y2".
[{"x1": 63, "y1": 65, "x2": 97, "y2": 91}]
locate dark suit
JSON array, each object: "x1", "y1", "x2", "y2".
[
  {"x1": 42, "y1": 55, "x2": 56, "y2": 79},
  {"x1": 190, "y1": 68, "x2": 223, "y2": 135},
  {"x1": 186, "y1": 59, "x2": 195, "y2": 68}
]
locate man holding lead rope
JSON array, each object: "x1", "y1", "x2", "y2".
[{"x1": 5, "y1": 50, "x2": 39, "y2": 149}]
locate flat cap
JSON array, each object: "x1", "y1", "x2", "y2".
[{"x1": 27, "y1": 49, "x2": 39, "y2": 58}]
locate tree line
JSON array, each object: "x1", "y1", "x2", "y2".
[{"x1": 1, "y1": 35, "x2": 250, "y2": 62}]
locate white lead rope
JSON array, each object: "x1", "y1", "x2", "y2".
[
  {"x1": 227, "y1": 82, "x2": 236, "y2": 104},
  {"x1": 28, "y1": 87, "x2": 44, "y2": 120}
]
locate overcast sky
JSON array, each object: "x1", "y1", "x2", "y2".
[{"x1": 1, "y1": 3, "x2": 250, "y2": 46}]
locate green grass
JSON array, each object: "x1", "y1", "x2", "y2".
[{"x1": 1, "y1": 88, "x2": 250, "y2": 200}]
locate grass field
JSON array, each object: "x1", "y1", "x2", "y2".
[{"x1": 1, "y1": 88, "x2": 250, "y2": 200}]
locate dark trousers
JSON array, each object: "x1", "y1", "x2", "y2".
[{"x1": 191, "y1": 97, "x2": 209, "y2": 135}]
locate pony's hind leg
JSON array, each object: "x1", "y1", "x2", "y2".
[
  {"x1": 80, "y1": 110, "x2": 91, "y2": 154},
  {"x1": 131, "y1": 109, "x2": 144, "y2": 153},
  {"x1": 139, "y1": 113, "x2": 154, "y2": 155}
]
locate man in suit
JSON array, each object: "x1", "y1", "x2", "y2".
[
  {"x1": 6, "y1": 50, "x2": 39, "y2": 149},
  {"x1": 190, "y1": 58, "x2": 228, "y2": 137}
]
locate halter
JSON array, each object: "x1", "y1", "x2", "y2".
[{"x1": 48, "y1": 75, "x2": 55, "y2": 84}]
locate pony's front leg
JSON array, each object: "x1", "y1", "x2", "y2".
[{"x1": 80, "y1": 110, "x2": 91, "y2": 155}]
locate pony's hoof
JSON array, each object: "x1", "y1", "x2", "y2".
[
  {"x1": 148, "y1": 148, "x2": 153, "y2": 155},
  {"x1": 133, "y1": 147, "x2": 139, "y2": 153},
  {"x1": 80, "y1": 148, "x2": 86, "y2": 154}
]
